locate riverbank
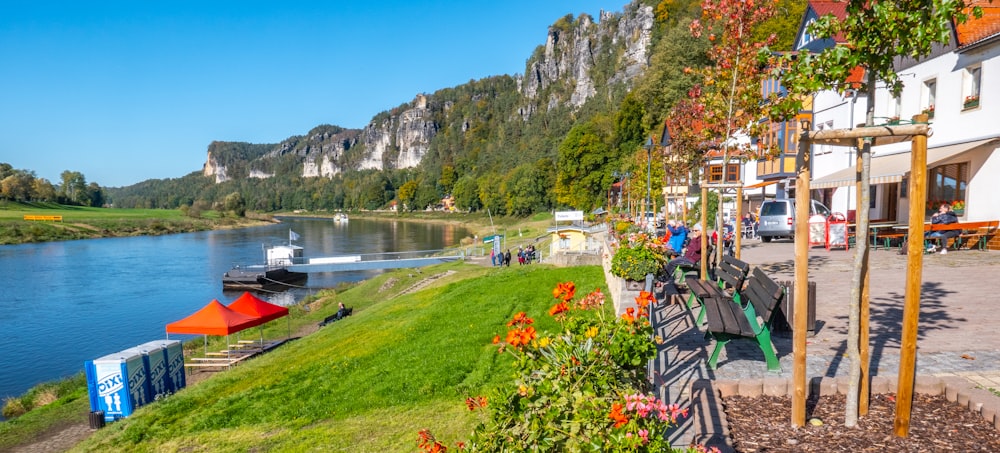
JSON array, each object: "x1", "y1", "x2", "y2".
[
  {"x1": 0, "y1": 201, "x2": 275, "y2": 245},
  {"x1": 2, "y1": 261, "x2": 608, "y2": 451}
]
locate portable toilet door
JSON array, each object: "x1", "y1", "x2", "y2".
[
  {"x1": 85, "y1": 349, "x2": 150, "y2": 422},
  {"x1": 144, "y1": 339, "x2": 186, "y2": 393},
  {"x1": 134, "y1": 341, "x2": 170, "y2": 401}
]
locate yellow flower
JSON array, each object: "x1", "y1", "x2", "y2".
[
  {"x1": 538, "y1": 337, "x2": 552, "y2": 348},
  {"x1": 585, "y1": 326, "x2": 599, "y2": 338}
]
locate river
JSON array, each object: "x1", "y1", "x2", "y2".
[{"x1": 0, "y1": 216, "x2": 470, "y2": 402}]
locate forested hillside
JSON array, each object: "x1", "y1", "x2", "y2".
[{"x1": 93, "y1": 0, "x2": 806, "y2": 216}]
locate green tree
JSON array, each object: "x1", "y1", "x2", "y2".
[
  {"x1": 59, "y1": 170, "x2": 88, "y2": 205},
  {"x1": 452, "y1": 175, "x2": 481, "y2": 212},
  {"x1": 554, "y1": 116, "x2": 614, "y2": 210},
  {"x1": 502, "y1": 164, "x2": 547, "y2": 216},
  {"x1": 223, "y1": 192, "x2": 246, "y2": 217},
  {"x1": 398, "y1": 180, "x2": 418, "y2": 211}
]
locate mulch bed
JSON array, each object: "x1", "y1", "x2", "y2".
[{"x1": 724, "y1": 392, "x2": 1000, "y2": 452}]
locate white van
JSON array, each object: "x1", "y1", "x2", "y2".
[{"x1": 757, "y1": 199, "x2": 831, "y2": 242}]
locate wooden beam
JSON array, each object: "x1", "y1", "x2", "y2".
[
  {"x1": 895, "y1": 115, "x2": 930, "y2": 437},
  {"x1": 806, "y1": 124, "x2": 930, "y2": 146},
  {"x1": 792, "y1": 132, "x2": 810, "y2": 428},
  {"x1": 701, "y1": 185, "x2": 709, "y2": 280}
]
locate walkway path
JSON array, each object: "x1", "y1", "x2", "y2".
[{"x1": 651, "y1": 240, "x2": 1000, "y2": 449}]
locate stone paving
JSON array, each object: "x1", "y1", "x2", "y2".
[{"x1": 651, "y1": 238, "x2": 1000, "y2": 450}]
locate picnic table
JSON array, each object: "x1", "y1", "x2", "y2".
[{"x1": 891, "y1": 220, "x2": 999, "y2": 252}]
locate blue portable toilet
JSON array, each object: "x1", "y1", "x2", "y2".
[
  {"x1": 134, "y1": 342, "x2": 169, "y2": 400},
  {"x1": 84, "y1": 348, "x2": 151, "y2": 422},
  {"x1": 137, "y1": 339, "x2": 186, "y2": 395}
]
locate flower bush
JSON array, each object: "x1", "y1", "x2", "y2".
[
  {"x1": 926, "y1": 199, "x2": 965, "y2": 214},
  {"x1": 415, "y1": 283, "x2": 720, "y2": 452},
  {"x1": 610, "y1": 232, "x2": 669, "y2": 281}
]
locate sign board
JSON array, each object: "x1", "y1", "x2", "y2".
[
  {"x1": 482, "y1": 234, "x2": 504, "y2": 243},
  {"x1": 554, "y1": 211, "x2": 584, "y2": 222}
]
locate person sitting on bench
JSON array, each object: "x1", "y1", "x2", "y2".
[
  {"x1": 666, "y1": 224, "x2": 702, "y2": 277},
  {"x1": 335, "y1": 302, "x2": 349, "y2": 320},
  {"x1": 927, "y1": 203, "x2": 959, "y2": 254}
]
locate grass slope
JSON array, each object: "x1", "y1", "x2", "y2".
[{"x1": 71, "y1": 262, "x2": 608, "y2": 452}]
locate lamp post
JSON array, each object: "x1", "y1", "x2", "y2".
[
  {"x1": 661, "y1": 124, "x2": 673, "y2": 219},
  {"x1": 644, "y1": 137, "x2": 654, "y2": 227}
]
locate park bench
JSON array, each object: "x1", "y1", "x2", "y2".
[
  {"x1": 924, "y1": 220, "x2": 999, "y2": 251},
  {"x1": 685, "y1": 255, "x2": 750, "y2": 325},
  {"x1": 318, "y1": 306, "x2": 353, "y2": 327},
  {"x1": 702, "y1": 267, "x2": 785, "y2": 372}
]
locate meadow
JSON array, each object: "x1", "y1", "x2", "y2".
[{"x1": 1, "y1": 260, "x2": 609, "y2": 451}]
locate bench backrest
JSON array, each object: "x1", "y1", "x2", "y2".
[
  {"x1": 926, "y1": 220, "x2": 999, "y2": 232},
  {"x1": 743, "y1": 267, "x2": 784, "y2": 323},
  {"x1": 717, "y1": 256, "x2": 749, "y2": 291}
]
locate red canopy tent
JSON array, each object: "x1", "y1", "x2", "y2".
[
  {"x1": 166, "y1": 299, "x2": 262, "y2": 357},
  {"x1": 227, "y1": 291, "x2": 291, "y2": 340},
  {"x1": 165, "y1": 299, "x2": 262, "y2": 336}
]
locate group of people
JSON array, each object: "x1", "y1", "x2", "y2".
[{"x1": 490, "y1": 244, "x2": 537, "y2": 266}]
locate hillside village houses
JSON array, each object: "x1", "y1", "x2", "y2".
[{"x1": 735, "y1": 1, "x2": 1000, "y2": 228}]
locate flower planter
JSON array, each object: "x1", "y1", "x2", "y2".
[
  {"x1": 964, "y1": 100, "x2": 979, "y2": 109},
  {"x1": 625, "y1": 279, "x2": 645, "y2": 291}
]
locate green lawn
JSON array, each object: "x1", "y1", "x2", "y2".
[
  {"x1": 0, "y1": 201, "x2": 262, "y2": 244},
  {"x1": 60, "y1": 262, "x2": 608, "y2": 452}
]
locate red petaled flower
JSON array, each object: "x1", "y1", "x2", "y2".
[
  {"x1": 552, "y1": 282, "x2": 576, "y2": 302},
  {"x1": 622, "y1": 307, "x2": 636, "y2": 324},
  {"x1": 635, "y1": 291, "x2": 655, "y2": 308},
  {"x1": 549, "y1": 301, "x2": 569, "y2": 317},
  {"x1": 576, "y1": 288, "x2": 605, "y2": 310},
  {"x1": 492, "y1": 335, "x2": 500, "y2": 344},
  {"x1": 465, "y1": 395, "x2": 488, "y2": 411},
  {"x1": 609, "y1": 402, "x2": 629, "y2": 428},
  {"x1": 507, "y1": 311, "x2": 534, "y2": 327}
]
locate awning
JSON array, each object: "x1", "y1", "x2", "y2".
[
  {"x1": 745, "y1": 180, "x2": 779, "y2": 189},
  {"x1": 811, "y1": 137, "x2": 1000, "y2": 189}
]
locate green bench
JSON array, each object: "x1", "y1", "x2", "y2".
[
  {"x1": 684, "y1": 255, "x2": 750, "y2": 324},
  {"x1": 702, "y1": 267, "x2": 785, "y2": 372}
]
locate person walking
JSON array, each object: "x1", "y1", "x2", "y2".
[{"x1": 504, "y1": 249, "x2": 512, "y2": 267}]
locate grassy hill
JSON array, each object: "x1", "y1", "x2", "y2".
[{"x1": 58, "y1": 261, "x2": 608, "y2": 451}]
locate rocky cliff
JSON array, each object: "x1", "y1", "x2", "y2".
[{"x1": 203, "y1": 1, "x2": 653, "y2": 183}]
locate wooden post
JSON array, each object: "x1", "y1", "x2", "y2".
[
  {"x1": 735, "y1": 184, "x2": 744, "y2": 259},
  {"x1": 792, "y1": 128, "x2": 811, "y2": 428},
  {"x1": 895, "y1": 115, "x2": 929, "y2": 437},
  {"x1": 857, "y1": 141, "x2": 871, "y2": 416},
  {"x1": 701, "y1": 184, "x2": 709, "y2": 280}
]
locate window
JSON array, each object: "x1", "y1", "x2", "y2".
[
  {"x1": 963, "y1": 66, "x2": 981, "y2": 109},
  {"x1": 927, "y1": 162, "x2": 969, "y2": 214},
  {"x1": 922, "y1": 79, "x2": 936, "y2": 117},
  {"x1": 705, "y1": 164, "x2": 740, "y2": 183}
]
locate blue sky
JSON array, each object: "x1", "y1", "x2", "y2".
[{"x1": 1, "y1": 1, "x2": 619, "y2": 188}]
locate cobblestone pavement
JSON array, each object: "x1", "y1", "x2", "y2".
[{"x1": 653, "y1": 239, "x2": 1000, "y2": 449}]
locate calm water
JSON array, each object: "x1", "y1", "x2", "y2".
[{"x1": 0, "y1": 217, "x2": 469, "y2": 401}]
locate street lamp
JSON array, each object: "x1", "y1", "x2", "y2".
[
  {"x1": 660, "y1": 124, "x2": 673, "y2": 219},
  {"x1": 644, "y1": 137, "x2": 654, "y2": 226}
]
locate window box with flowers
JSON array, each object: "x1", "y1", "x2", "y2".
[
  {"x1": 964, "y1": 95, "x2": 980, "y2": 110},
  {"x1": 926, "y1": 199, "x2": 965, "y2": 216},
  {"x1": 610, "y1": 232, "x2": 668, "y2": 288},
  {"x1": 922, "y1": 105, "x2": 935, "y2": 119}
]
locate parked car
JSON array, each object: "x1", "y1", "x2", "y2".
[{"x1": 757, "y1": 199, "x2": 831, "y2": 242}]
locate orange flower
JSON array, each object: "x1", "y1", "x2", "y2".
[
  {"x1": 465, "y1": 395, "x2": 488, "y2": 411},
  {"x1": 507, "y1": 311, "x2": 534, "y2": 327},
  {"x1": 549, "y1": 301, "x2": 569, "y2": 317},
  {"x1": 635, "y1": 291, "x2": 655, "y2": 308},
  {"x1": 622, "y1": 307, "x2": 636, "y2": 324},
  {"x1": 552, "y1": 281, "x2": 576, "y2": 302},
  {"x1": 492, "y1": 335, "x2": 501, "y2": 344},
  {"x1": 506, "y1": 329, "x2": 522, "y2": 346},
  {"x1": 609, "y1": 402, "x2": 629, "y2": 428},
  {"x1": 518, "y1": 326, "x2": 537, "y2": 345}
]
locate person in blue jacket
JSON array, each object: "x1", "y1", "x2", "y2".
[{"x1": 666, "y1": 220, "x2": 687, "y2": 257}]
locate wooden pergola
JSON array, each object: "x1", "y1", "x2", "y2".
[{"x1": 792, "y1": 114, "x2": 930, "y2": 435}]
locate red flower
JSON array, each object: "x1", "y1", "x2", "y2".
[
  {"x1": 549, "y1": 301, "x2": 569, "y2": 317},
  {"x1": 609, "y1": 402, "x2": 629, "y2": 428},
  {"x1": 552, "y1": 281, "x2": 576, "y2": 302},
  {"x1": 635, "y1": 291, "x2": 655, "y2": 308},
  {"x1": 465, "y1": 396, "x2": 488, "y2": 411},
  {"x1": 507, "y1": 312, "x2": 534, "y2": 327},
  {"x1": 622, "y1": 307, "x2": 636, "y2": 324},
  {"x1": 492, "y1": 335, "x2": 500, "y2": 344}
]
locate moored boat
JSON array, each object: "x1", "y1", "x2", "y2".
[{"x1": 223, "y1": 233, "x2": 307, "y2": 290}]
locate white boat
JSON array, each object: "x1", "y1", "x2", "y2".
[
  {"x1": 333, "y1": 213, "x2": 349, "y2": 223},
  {"x1": 222, "y1": 232, "x2": 307, "y2": 290}
]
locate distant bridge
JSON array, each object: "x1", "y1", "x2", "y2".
[{"x1": 284, "y1": 249, "x2": 465, "y2": 273}]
